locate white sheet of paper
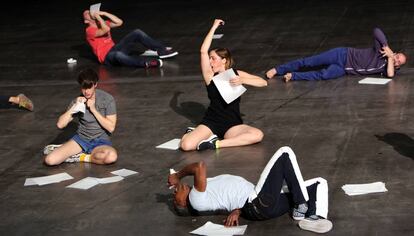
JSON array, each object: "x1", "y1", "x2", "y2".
[
  {"x1": 90, "y1": 3, "x2": 101, "y2": 15},
  {"x1": 97, "y1": 176, "x2": 124, "y2": 184},
  {"x1": 66, "y1": 177, "x2": 100, "y2": 190},
  {"x1": 140, "y1": 49, "x2": 158, "y2": 56},
  {"x1": 156, "y1": 138, "x2": 181, "y2": 150},
  {"x1": 111, "y1": 168, "x2": 139, "y2": 177},
  {"x1": 213, "y1": 34, "x2": 224, "y2": 39},
  {"x1": 342, "y1": 182, "x2": 388, "y2": 196},
  {"x1": 71, "y1": 102, "x2": 86, "y2": 114},
  {"x1": 358, "y1": 77, "x2": 392, "y2": 85},
  {"x1": 24, "y1": 173, "x2": 73, "y2": 186},
  {"x1": 190, "y1": 221, "x2": 247, "y2": 236},
  {"x1": 212, "y1": 69, "x2": 247, "y2": 104}
]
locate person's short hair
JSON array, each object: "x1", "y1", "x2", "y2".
[
  {"x1": 77, "y1": 68, "x2": 99, "y2": 89},
  {"x1": 173, "y1": 194, "x2": 197, "y2": 217},
  {"x1": 210, "y1": 47, "x2": 234, "y2": 69}
]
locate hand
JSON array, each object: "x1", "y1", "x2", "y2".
[
  {"x1": 380, "y1": 46, "x2": 394, "y2": 58},
  {"x1": 76, "y1": 97, "x2": 87, "y2": 103},
  {"x1": 224, "y1": 209, "x2": 241, "y2": 227},
  {"x1": 168, "y1": 173, "x2": 180, "y2": 188},
  {"x1": 229, "y1": 76, "x2": 242, "y2": 86},
  {"x1": 213, "y1": 19, "x2": 225, "y2": 29},
  {"x1": 86, "y1": 98, "x2": 96, "y2": 111},
  {"x1": 266, "y1": 68, "x2": 277, "y2": 79}
]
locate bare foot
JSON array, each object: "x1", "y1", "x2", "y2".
[
  {"x1": 266, "y1": 68, "x2": 277, "y2": 79},
  {"x1": 283, "y1": 73, "x2": 292, "y2": 82}
]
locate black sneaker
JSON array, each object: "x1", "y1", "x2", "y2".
[
  {"x1": 145, "y1": 59, "x2": 163, "y2": 68},
  {"x1": 158, "y1": 48, "x2": 178, "y2": 59},
  {"x1": 197, "y1": 135, "x2": 219, "y2": 151}
]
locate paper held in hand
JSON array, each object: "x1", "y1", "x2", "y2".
[
  {"x1": 212, "y1": 68, "x2": 247, "y2": 104},
  {"x1": 71, "y1": 102, "x2": 86, "y2": 114},
  {"x1": 90, "y1": 3, "x2": 101, "y2": 15}
]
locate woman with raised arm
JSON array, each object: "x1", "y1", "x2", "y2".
[{"x1": 180, "y1": 19, "x2": 267, "y2": 151}]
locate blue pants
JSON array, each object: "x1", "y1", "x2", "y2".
[
  {"x1": 276, "y1": 47, "x2": 348, "y2": 81},
  {"x1": 104, "y1": 29, "x2": 166, "y2": 67},
  {"x1": 0, "y1": 95, "x2": 12, "y2": 109},
  {"x1": 72, "y1": 134, "x2": 112, "y2": 154}
]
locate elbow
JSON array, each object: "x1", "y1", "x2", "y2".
[
  {"x1": 261, "y1": 80, "x2": 268, "y2": 87},
  {"x1": 388, "y1": 73, "x2": 395, "y2": 78},
  {"x1": 118, "y1": 20, "x2": 123, "y2": 26},
  {"x1": 107, "y1": 126, "x2": 116, "y2": 133},
  {"x1": 197, "y1": 161, "x2": 206, "y2": 170},
  {"x1": 56, "y1": 122, "x2": 65, "y2": 129}
]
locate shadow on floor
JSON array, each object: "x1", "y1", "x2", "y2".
[
  {"x1": 170, "y1": 91, "x2": 206, "y2": 125},
  {"x1": 48, "y1": 121, "x2": 78, "y2": 145},
  {"x1": 375, "y1": 133, "x2": 414, "y2": 160}
]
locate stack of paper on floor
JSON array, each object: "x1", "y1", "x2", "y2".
[
  {"x1": 156, "y1": 138, "x2": 181, "y2": 150},
  {"x1": 212, "y1": 68, "x2": 247, "y2": 104},
  {"x1": 111, "y1": 168, "x2": 139, "y2": 177},
  {"x1": 66, "y1": 176, "x2": 124, "y2": 190},
  {"x1": 358, "y1": 77, "x2": 392, "y2": 85},
  {"x1": 24, "y1": 173, "x2": 73, "y2": 186},
  {"x1": 66, "y1": 168, "x2": 138, "y2": 190},
  {"x1": 342, "y1": 181, "x2": 388, "y2": 196},
  {"x1": 190, "y1": 221, "x2": 247, "y2": 236}
]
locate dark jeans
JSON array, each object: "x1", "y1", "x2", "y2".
[
  {"x1": 241, "y1": 149, "x2": 317, "y2": 220},
  {"x1": 276, "y1": 47, "x2": 348, "y2": 81},
  {"x1": 104, "y1": 29, "x2": 167, "y2": 67},
  {"x1": 0, "y1": 95, "x2": 13, "y2": 109}
]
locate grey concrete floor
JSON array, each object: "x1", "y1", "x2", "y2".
[{"x1": 1, "y1": 0, "x2": 414, "y2": 235}]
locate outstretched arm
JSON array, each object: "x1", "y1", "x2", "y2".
[
  {"x1": 230, "y1": 70, "x2": 268, "y2": 87},
  {"x1": 168, "y1": 161, "x2": 207, "y2": 192},
  {"x1": 200, "y1": 19, "x2": 225, "y2": 84}
]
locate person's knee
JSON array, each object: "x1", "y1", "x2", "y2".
[
  {"x1": 44, "y1": 154, "x2": 59, "y2": 166},
  {"x1": 104, "y1": 151, "x2": 117, "y2": 164},
  {"x1": 132, "y1": 29, "x2": 145, "y2": 36},
  {"x1": 180, "y1": 139, "x2": 196, "y2": 151},
  {"x1": 253, "y1": 129, "x2": 264, "y2": 143}
]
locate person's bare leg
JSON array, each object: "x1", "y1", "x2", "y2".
[
  {"x1": 90, "y1": 145, "x2": 117, "y2": 165},
  {"x1": 180, "y1": 124, "x2": 214, "y2": 151},
  {"x1": 218, "y1": 124, "x2": 264, "y2": 148},
  {"x1": 44, "y1": 140, "x2": 82, "y2": 166}
]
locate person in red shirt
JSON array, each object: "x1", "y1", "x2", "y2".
[{"x1": 83, "y1": 10, "x2": 178, "y2": 68}]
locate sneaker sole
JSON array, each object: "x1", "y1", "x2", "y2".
[
  {"x1": 159, "y1": 51, "x2": 178, "y2": 59},
  {"x1": 298, "y1": 219, "x2": 333, "y2": 234}
]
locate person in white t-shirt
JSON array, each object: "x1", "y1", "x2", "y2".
[{"x1": 168, "y1": 146, "x2": 333, "y2": 234}]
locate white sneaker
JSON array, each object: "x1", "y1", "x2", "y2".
[
  {"x1": 43, "y1": 144, "x2": 62, "y2": 155},
  {"x1": 64, "y1": 153, "x2": 83, "y2": 163},
  {"x1": 298, "y1": 216, "x2": 333, "y2": 233}
]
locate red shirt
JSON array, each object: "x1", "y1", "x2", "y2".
[{"x1": 85, "y1": 21, "x2": 115, "y2": 63}]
